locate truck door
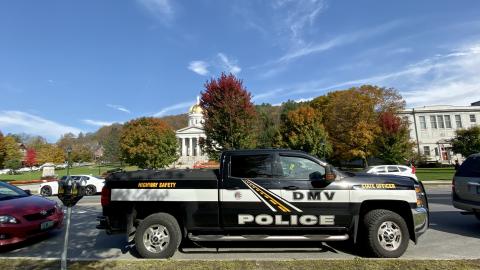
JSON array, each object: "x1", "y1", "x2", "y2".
[
  {"x1": 220, "y1": 153, "x2": 286, "y2": 229},
  {"x1": 276, "y1": 154, "x2": 352, "y2": 230}
]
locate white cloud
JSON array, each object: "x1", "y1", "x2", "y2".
[
  {"x1": 275, "y1": 20, "x2": 404, "y2": 64},
  {"x1": 255, "y1": 42, "x2": 480, "y2": 107},
  {"x1": 107, "y1": 104, "x2": 131, "y2": 114},
  {"x1": 188, "y1": 61, "x2": 209, "y2": 76},
  {"x1": 137, "y1": 0, "x2": 174, "y2": 23},
  {"x1": 0, "y1": 111, "x2": 82, "y2": 142},
  {"x1": 154, "y1": 100, "x2": 195, "y2": 117},
  {"x1": 217, "y1": 53, "x2": 241, "y2": 74},
  {"x1": 83, "y1": 119, "x2": 116, "y2": 127}
]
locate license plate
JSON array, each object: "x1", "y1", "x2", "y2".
[{"x1": 40, "y1": 221, "x2": 54, "y2": 230}]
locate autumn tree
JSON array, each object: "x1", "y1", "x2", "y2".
[
  {"x1": 451, "y1": 126, "x2": 480, "y2": 157},
  {"x1": 2, "y1": 135, "x2": 23, "y2": 169},
  {"x1": 37, "y1": 144, "x2": 65, "y2": 164},
  {"x1": 0, "y1": 131, "x2": 6, "y2": 168},
  {"x1": 313, "y1": 85, "x2": 405, "y2": 167},
  {"x1": 24, "y1": 148, "x2": 37, "y2": 167},
  {"x1": 200, "y1": 73, "x2": 257, "y2": 159},
  {"x1": 278, "y1": 106, "x2": 331, "y2": 159},
  {"x1": 120, "y1": 117, "x2": 178, "y2": 169},
  {"x1": 374, "y1": 111, "x2": 414, "y2": 164}
]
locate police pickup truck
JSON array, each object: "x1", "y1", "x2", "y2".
[{"x1": 97, "y1": 149, "x2": 428, "y2": 258}]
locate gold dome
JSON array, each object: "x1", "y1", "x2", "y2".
[{"x1": 189, "y1": 104, "x2": 203, "y2": 114}]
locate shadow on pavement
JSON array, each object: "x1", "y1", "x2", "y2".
[{"x1": 429, "y1": 211, "x2": 480, "y2": 239}]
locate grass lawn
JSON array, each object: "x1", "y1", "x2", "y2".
[
  {"x1": 416, "y1": 167, "x2": 456, "y2": 182},
  {"x1": 1, "y1": 259, "x2": 480, "y2": 270},
  {"x1": 0, "y1": 165, "x2": 138, "y2": 181}
]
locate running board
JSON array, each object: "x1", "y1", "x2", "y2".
[{"x1": 188, "y1": 233, "x2": 349, "y2": 241}]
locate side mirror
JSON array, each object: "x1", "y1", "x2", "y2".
[
  {"x1": 57, "y1": 177, "x2": 85, "y2": 207},
  {"x1": 23, "y1": 189, "x2": 31, "y2": 196},
  {"x1": 325, "y1": 165, "x2": 336, "y2": 182}
]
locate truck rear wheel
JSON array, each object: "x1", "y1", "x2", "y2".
[
  {"x1": 134, "y1": 213, "x2": 181, "y2": 259},
  {"x1": 362, "y1": 209, "x2": 409, "y2": 258}
]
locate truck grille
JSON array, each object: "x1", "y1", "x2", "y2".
[{"x1": 23, "y1": 208, "x2": 55, "y2": 221}]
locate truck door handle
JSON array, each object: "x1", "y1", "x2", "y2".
[
  {"x1": 226, "y1": 187, "x2": 240, "y2": 190},
  {"x1": 283, "y1": 186, "x2": 299, "y2": 190}
]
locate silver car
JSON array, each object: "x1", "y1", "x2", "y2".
[{"x1": 452, "y1": 153, "x2": 480, "y2": 221}]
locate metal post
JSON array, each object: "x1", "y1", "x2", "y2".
[{"x1": 61, "y1": 207, "x2": 72, "y2": 270}]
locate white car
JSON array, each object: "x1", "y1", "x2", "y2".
[
  {"x1": 39, "y1": 175, "x2": 105, "y2": 197},
  {"x1": 366, "y1": 165, "x2": 418, "y2": 180}
]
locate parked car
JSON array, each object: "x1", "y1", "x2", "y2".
[
  {"x1": 16, "y1": 167, "x2": 32, "y2": 173},
  {"x1": 366, "y1": 165, "x2": 418, "y2": 180},
  {"x1": 39, "y1": 175, "x2": 105, "y2": 197},
  {"x1": 0, "y1": 181, "x2": 63, "y2": 246},
  {"x1": 0, "y1": 169, "x2": 12, "y2": 175},
  {"x1": 452, "y1": 153, "x2": 480, "y2": 221}
]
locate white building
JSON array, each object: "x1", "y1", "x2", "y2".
[
  {"x1": 175, "y1": 99, "x2": 209, "y2": 168},
  {"x1": 399, "y1": 101, "x2": 480, "y2": 164}
]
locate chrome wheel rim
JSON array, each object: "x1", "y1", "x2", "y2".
[
  {"x1": 143, "y1": 225, "x2": 170, "y2": 253},
  {"x1": 85, "y1": 186, "x2": 95, "y2": 195},
  {"x1": 377, "y1": 221, "x2": 402, "y2": 251},
  {"x1": 41, "y1": 187, "x2": 51, "y2": 196}
]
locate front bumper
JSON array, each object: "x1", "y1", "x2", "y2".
[
  {"x1": 411, "y1": 207, "x2": 429, "y2": 241},
  {"x1": 0, "y1": 211, "x2": 64, "y2": 246}
]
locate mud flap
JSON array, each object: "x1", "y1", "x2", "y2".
[{"x1": 126, "y1": 207, "x2": 137, "y2": 243}]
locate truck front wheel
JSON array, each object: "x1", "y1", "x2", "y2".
[
  {"x1": 362, "y1": 209, "x2": 410, "y2": 258},
  {"x1": 134, "y1": 213, "x2": 181, "y2": 259}
]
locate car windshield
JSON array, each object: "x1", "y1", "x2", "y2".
[{"x1": 0, "y1": 182, "x2": 28, "y2": 201}]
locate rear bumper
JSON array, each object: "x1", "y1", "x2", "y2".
[
  {"x1": 412, "y1": 207, "x2": 429, "y2": 241},
  {"x1": 0, "y1": 212, "x2": 63, "y2": 246},
  {"x1": 452, "y1": 196, "x2": 480, "y2": 212}
]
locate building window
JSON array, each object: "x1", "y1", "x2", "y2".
[
  {"x1": 419, "y1": 116, "x2": 427, "y2": 129},
  {"x1": 430, "y1": 116, "x2": 437, "y2": 129},
  {"x1": 437, "y1": 115, "x2": 445, "y2": 129},
  {"x1": 434, "y1": 147, "x2": 439, "y2": 156},
  {"x1": 444, "y1": 115, "x2": 452, "y2": 129},
  {"x1": 423, "y1": 146, "x2": 431, "y2": 156},
  {"x1": 470, "y1": 114, "x2": 477, "y2": 123},
  {"x1": 455, "y1": 115, "x2": 463, "y2": 128},
  {"x1": 192, "y1": 138, "x2": 197, "y2": 157}
]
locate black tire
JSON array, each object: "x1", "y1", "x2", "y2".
[
  {"x1": 361, "y1": 209, "x2": 410, "y2": 258},
  {"x1": 134, "y1": 213, "x2": 181, "y2": 259},
  {"x1": 40, "y1": 186, "x2": 52, "y2": 197},
  {"x1": 84, "y1": 185, "x2": 97, "y2": 196}
]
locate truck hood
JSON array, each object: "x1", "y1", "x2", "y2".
[{"x1": 341, "y1": 172, "x2": 418, "y2": 187}]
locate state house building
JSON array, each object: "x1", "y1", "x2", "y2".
[
  {"x1": 399, "y1": 101, "x2": 480, "y2": 164},
  {"x1": 174, "y1": 99, "x2": 209, "y2": 168}
]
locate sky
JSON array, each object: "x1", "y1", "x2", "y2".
[{"x1": 1, "y1": 0, "x2": 480, "y2": 141}]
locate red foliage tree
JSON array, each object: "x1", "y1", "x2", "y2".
[
  {"x1": 200, "y1": 73, "x2": 257, "y2": 158},
  {"x1": 378, "y1": 111, "x2": 402, "y2": 135},
  {"x1": 24, "y1": 148, "x2": 37, "y2": 167}
]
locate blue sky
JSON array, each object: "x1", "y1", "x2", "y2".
[{"x1": 1, "y1": 0, "x2": 480, "y2": 141}]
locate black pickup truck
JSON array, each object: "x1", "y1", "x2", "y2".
[{"x1": 97, "y1": 149, "x2": 428, "y2": 258}]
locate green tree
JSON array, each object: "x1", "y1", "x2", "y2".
[
  {"x1": 279, "y1": 106, "x2": 331, "y2": 159},
  {"x1": 255, "y1": 103, "x2": 281, "y2": 148},
  {"x1": 451, "y1": 126, "x2": 480, "y2": 157},
  {"x1": 120, "y1": 117, "x2": 178, "y2": 169},
  {"x1": 200, "y1": 73, "x2": 257, "y2": 159},
  {"x1": 374, "y1": 112, "x2": 414, "y2": 164},
  {"x1": 101, "y1": 124, "x2": 122, "y2": 163}
]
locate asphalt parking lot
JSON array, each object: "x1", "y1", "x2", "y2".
[{"x1": 2, "y1": 185, "x2": 480, "y2": 260}]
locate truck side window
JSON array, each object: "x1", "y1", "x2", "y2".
[
  {"x1": 279, "y1": 156, "x2": 325, "y2": 180},
  {"x1": 230, "y1": 154, "x2": 273, "y2": 178}
]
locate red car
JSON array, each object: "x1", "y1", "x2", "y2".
[{"x1": 0, "y1": 181, "x2": 64, "y2": 246}]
